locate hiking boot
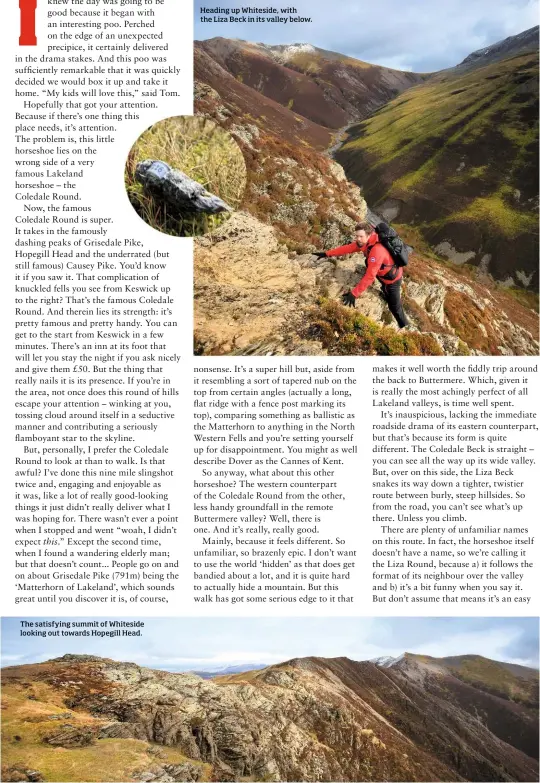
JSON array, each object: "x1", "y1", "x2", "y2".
[{"x1": 401, "y1": 324, "x2": 419, "y2": 333}]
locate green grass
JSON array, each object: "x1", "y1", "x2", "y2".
[
  {"x1": 125, "y1": 115, "x2": 247, "y2": 237},
  {"x1": 336, "y1": 51, "x2": 538, "y2": 288},
  {"x1": 446, "y1": 192, "x2": 538, "y2": 239},
  {"x1": 445, "y1": 657, "x2": 539, "y2": 706},
  {"x1": 341, "y1": 52, "x2": 538, "y2": 167}
]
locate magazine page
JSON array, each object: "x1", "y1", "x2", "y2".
[{"x1": 1, "y1": 0, "x2": 539, "y2": 782}]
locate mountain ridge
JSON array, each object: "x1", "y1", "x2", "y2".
[
  {"x1": 456, "y1": 25, "x2": 539, "y2": 72},
  {"x1": 2, "y1": 652, "x2": 538, "y2": 782},
  {"x1": 197, "y1": 37, "x2": 426, "y2": 129}
]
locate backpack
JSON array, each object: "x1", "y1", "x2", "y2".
[{"x1": 375, "y1": 222, "x2": 409, "y2": 267}]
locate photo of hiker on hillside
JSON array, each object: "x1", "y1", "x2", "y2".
[
  {"x1": 192, "y1": 2, "x2": 539, "y2": 357},
  {"x1": 315, "y1": 221, "x2": 411, "y2": 329}
]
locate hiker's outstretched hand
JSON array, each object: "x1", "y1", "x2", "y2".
[{"x1": 341, "y1": 290, "x2": 357, "y2": 308}]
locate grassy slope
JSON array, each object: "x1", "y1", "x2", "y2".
[
  {"x1": 434, "y1": 655, "x2": 539, "y2": 706},
  {"x1": 1, "y1": 679, "x2": 211, "y2": 783},
  {"x1": 336, "y1": 52, "x2": 539, "y2": 286}
]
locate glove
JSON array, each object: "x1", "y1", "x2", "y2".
[
  {"x1": 341, "y1": 290, "x2": 357, "y2": 308},
  {"x1": 313, "y1": 251, "x2": 327, "y2": 259}
]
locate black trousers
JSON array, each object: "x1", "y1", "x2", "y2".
[{"x1": 380, "y1": 277, "x2": 408, "y2": 328}]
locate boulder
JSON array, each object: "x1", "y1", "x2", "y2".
[
  {"x1": 44, "y1": 726, "x2": 96, "y2": 748},
  {"x1": 135, "y1": 161, "x2": 232, "y2": 215},
  {"x1": 98, "y1": 722, "x2": 135, "y2": 739}
]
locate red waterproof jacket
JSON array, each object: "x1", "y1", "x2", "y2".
[{"x1": 325, "y1": 231, "x2": 402, "y2": 297}]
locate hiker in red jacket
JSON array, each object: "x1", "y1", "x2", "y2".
[{"x1": 315, "y1": 222, "x2": 409, "y2": 328}]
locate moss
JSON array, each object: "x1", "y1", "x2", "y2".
[
  {"x1": 306, "y1": 298, "x2": 444, "y2": 356},
  {"x1": 456, "y1": 340, "x2": 471, "y2": 356},
  {"x1": 447, "y1": 194, "x2": 537, "y2": 239}
]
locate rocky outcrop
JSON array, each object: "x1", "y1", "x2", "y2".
[
  {"x1": 0, "y1": 658, "x2": 465, "y2": 781},
  {"x1": 134, "y1": 762, "x2": 203, "y2": 782},
  {"x1": 135, "y1": 161, "x2": 233, "y2": 215},
  {"x1": 43, "y1": 726, "x2": 96, "y2": 748},
  {"x1": 2, "y1": 769, "x2": 43, "y2": 783}
]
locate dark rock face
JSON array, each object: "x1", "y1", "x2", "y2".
[{"x1": 135, "y1": 160, "x2": 232, "y2": 215}]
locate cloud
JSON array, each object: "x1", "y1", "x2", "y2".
[
  {"x1": 406, "y1": 627, "x2": 530, "y2": 664},
  {"x1": 194, "y1": 0, "x2": 538, "y2": 71},
  {"x1": 2, "y1": 617, "x2": 538, "y2": 671}
]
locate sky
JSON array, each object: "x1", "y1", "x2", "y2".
[
  {"x1": 2, "y1": 617, "x2": 538, "y2": 671},
  {"x1": 194, "y1": 0, "x2": 539, "y2": 71}
]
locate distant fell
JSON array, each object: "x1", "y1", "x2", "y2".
[{"x1": 197, "y1": 37, "x2": 425, "y2": 129}]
